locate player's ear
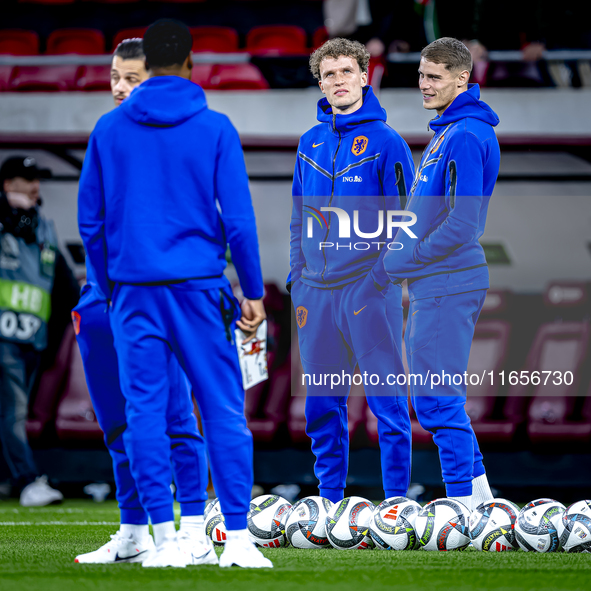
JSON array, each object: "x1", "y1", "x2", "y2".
[
  {"x1": 458, "y1": 69, "x2": 470, "y2": 88},
  {"x1": 186, "y1": 53, "x2": 194, "y2": 71},
  {"x1": 318, "y1": 78, "x2": 326, "y2": 95},
  {"x1": 360, "y1": 69, "x2": 368, "y2": 87}
]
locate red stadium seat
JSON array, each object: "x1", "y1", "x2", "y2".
[
  {"x1": 543, "y1": 281, "x2": 589, "y2": 311},
  {"x1": 18, "y1": 0, "x2": 75, "y2": 4},
  {"x1": 112, "y1": 27, "x2": 148, "y2": 52},
  {"x1": 0, "y1": 30, "x2": 40, "y2": 56},
  {"x1": 311, "y1": 26, "x2": 328, "y2": 50},
  {"x1": 190, "y1": 27, "x2": 239, "y2": 53},
  {"x1": 26, "y1": 325, "x2": 76, "y2": 443},
  {"x1": 247, "y1": 361, "x2": 291, "y2": 443},
  {"x1": 82, "y1": 0, "x2": 140, "y2": 3},
  {"x1": 525, "y1": 322, "x2": 591, "y2": 444},
  {"x1": 0, "y1": 67, "x2": 14, "y2": 91},
  {"x1": 246, "y1": 25, "x2": 308, "y2": 56},
  {"x1": 55, "y1": 337, "x2": 104, "y2": 443},
  {"x1": 46, "y1": 29, "x2": 105, "y2": 55},
  {"x1": 190, "y1": 64, "x2": 215, "y2": 88},
  {"x1": 464, "y1": 320, "x2": 515, "y2": 443},
  {"x1": 76, "y1": 65, "x2": 112, "y2": 91},
  {"x1": 209, "y1": 64, "x2": 269, "y2": 90},
  {"x1": 9, "y1": 65, "x2": 81, "y2": 91}
]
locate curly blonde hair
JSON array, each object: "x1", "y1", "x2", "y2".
[{"x1": 309, "y1": 38, "x2": 370, "y2": 80}]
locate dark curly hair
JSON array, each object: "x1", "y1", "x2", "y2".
[
  {"x1": 309, "y1": 38, "x2": 370, "y2": 80},
  {"x1": 143, "y1": 19, "x2": 192, "y2": 69}
]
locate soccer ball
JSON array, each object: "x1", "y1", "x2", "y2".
[
  {"x1": 247, "y1": 494, "x2": 292, "y2": 548},
  {"x1": 560, "y1": 500, "x2": 591, "y2": 553},
  {"x1": 204, "y1": 497, "x2": 220, "y2": 521},
  {"x1": 369, "y1": 496, "x2": 421, "y2": 550},
  {"x1": 285, "y1": 496, "x2": 333, "y2": 549},
  {"x1": 204, "y1": 500, "x2": 228, "y2": 546},
  {"x1": 326, "y1": 496, "x2": 375, "y2": 550},
  {"x1": 415, "y1": 498, "x2": 471, "y2": 551},
  {"x1": 514, "y1": 498, "x2": 566, "y2": 553},
  {"x1": 469, "y1": 498, "x2": 520, "y2": 551}
]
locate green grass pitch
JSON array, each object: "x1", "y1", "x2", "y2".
[{"x1": 0, "y1": 499, "x2": 590, "y2": 591}]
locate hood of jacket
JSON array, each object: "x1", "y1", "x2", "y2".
[
  {"x1": 121, "y1": 75, "x2": 208, "y2": 127},
  {"x1": 429, "y1": 84, "x2": 499, "y2": 131},
  {"x1": 317, "y1": 85, "x2": 387, "y2": 134}
]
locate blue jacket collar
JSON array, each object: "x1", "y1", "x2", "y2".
[
  {"x1": 317, "y1": 86, "x2": 387, "y2": 134},
  {"x1": 429, "y1": 84, "x2": 499, "y2": 131},
  {"x1": 122, "y1": 76, "x2": 208, "y2": 127}
]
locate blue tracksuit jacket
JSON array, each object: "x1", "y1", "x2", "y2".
[
  {"x1": 78, "y1": 75, "x2": 263, "y2": 300},
  {"x1": 290, "y1": 86, "x2": 415, "y2": 290},
  {"x1": 383, "y1": 84, "x2": 500, "y2": 300}
]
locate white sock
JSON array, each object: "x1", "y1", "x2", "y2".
[
  {"x1": 449, "y1": 495, "x2": 473, "y2": 512},
  {"x1": 152, "y1": 521, "x2": 176, "y2": 547},
  {"x1": 226, "y1": 528, "x2": 250, "y2": 543},
  {"x1": 179, "y1": 515, "x2": 204, "y2": 534},
  {"x1": 120, "y1": 523, "x2": 150, "y2": 540},
  {"x1": 472, "y1": 473, "x2": 494, "y2": 508}
]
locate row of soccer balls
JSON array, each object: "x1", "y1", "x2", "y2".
[{"x1": 204, "y1": 494, "x2": 591, "y2": 553}]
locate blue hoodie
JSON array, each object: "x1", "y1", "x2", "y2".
[
  {"x1": 290, "y1": 86, "x2": 414, "y2": 290},
  {"x1": 383, "y1": 84, "x2": 500, "y2": 300},
  {"x1": 78, "y1": 76, "x2": 264, "y2": 300}
]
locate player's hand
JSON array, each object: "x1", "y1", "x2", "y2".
[{"x1": 237, "y1": 298, "x2": 266, "y2": 343}]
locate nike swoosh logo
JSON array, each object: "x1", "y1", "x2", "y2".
[
  {"x1": 114, "y1": 549, "x2": 148, "y2": 562},
  {"x1": 312, "y1": 142, "x2": 324, "y2": 148},
  {"x1": 354, "y1": 306, "x2": 367, "y2": 316},
  {"x1": 192, "y1": 549, "x2": 214, "y2": 561}
]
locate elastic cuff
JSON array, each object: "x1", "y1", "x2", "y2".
[
  {"x1": 120, "y1": 507, "x2": 149, "y2": 525},
  {"x1": 445, "y1": 481, "x2": 473, "y2": 497},
  {"x1": 319, "y1": 488, "x2": 344, "y2": 504},
  {"x1": 473, "y1": 460, "x2": 486, "y2": 479},
  {"x1": 384, "y1": 489, "x2": 407, "y2": 500},
  {"x1": 224, "y1": 512, "x2": 248, "y2": 531},
  {"x1": 180, "y1": 500, "x2": 206, "y2": 517},
  {"x1": 149, "y1": 504, "x2": 175, "y2": 525}
]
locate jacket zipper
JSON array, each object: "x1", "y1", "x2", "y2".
[
  {"x1": 448, "y1": 160, "x2": 457, "y2": 208},
  {"x1": 321, "y1": 116, "x2": 341, "y2": 281},
  {"x1": 394, "y1": 161, "x2": 407, "y2": 209}
]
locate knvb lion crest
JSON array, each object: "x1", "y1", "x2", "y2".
[
  {"x1": 296, "y1": 306, "x2": 308, "y2": 328},
  {"x1": 351, "y1": 136, "x2": 368, "y2": 156}
]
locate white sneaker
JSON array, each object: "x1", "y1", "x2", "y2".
[
  {"x1": 142, "y1": 536, "x2": 189, "y2": 568},
  {"x1": 219, "y1": 538, "x2": 273, "y2": 569},
  {"x1": 178, "y1": 530, "x2": 219, "y2": 565},
  {"x1": 75, "y1": 531, "x2": 155, "y2": 564},
  {"x1": 20, "y1": 476, "x2": 63, "y2": 507}
]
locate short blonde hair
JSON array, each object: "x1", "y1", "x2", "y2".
[{"x1": 421, "y1": 37, "x2": 472, "y2": 73}]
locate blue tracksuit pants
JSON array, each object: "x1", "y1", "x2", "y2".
[
  {"x1": 109, "y1": 279, "x2": 252, "y2": 529},
  {"x1": 291, "y1": 275, "x2": 411, "y2": 503},
  {"x1": 73, "y1": 285, "x2": 209, "y2": 524},
  {"x1": 405, "y1": 289, "x2": 487, "y2": 496}
]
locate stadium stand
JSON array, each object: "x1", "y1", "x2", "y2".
[
  {"x1": 246, "y1": 25, "x2": 308, "y2": 56},
  {"x1": 0, "y1": 30, "x2": 40, "y2": 55},
  {"x1": 46, "y1": 29, "x2": 106, "y2": 55},
  {"x1": 111, "y1": 28, "x2": 148, "y2": 51},
  {"x1": 190, "y1": 26, "x2": 240, "y2": 53},
  {"x1": 26, "y1": 325, "x2": 77, "y2": 444},
  {"x1": 464, "y1": 290, "x2": 514, "y2": 444},
  {"x1": 75, "y1": 64, "x2": 112, "y2": 91},
  {"x1": 209, "y1": 63, "x2": 269, "y2": 90},
  {"x1": 8, "y1": 65, "x2": 81, "y2": 91}
]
